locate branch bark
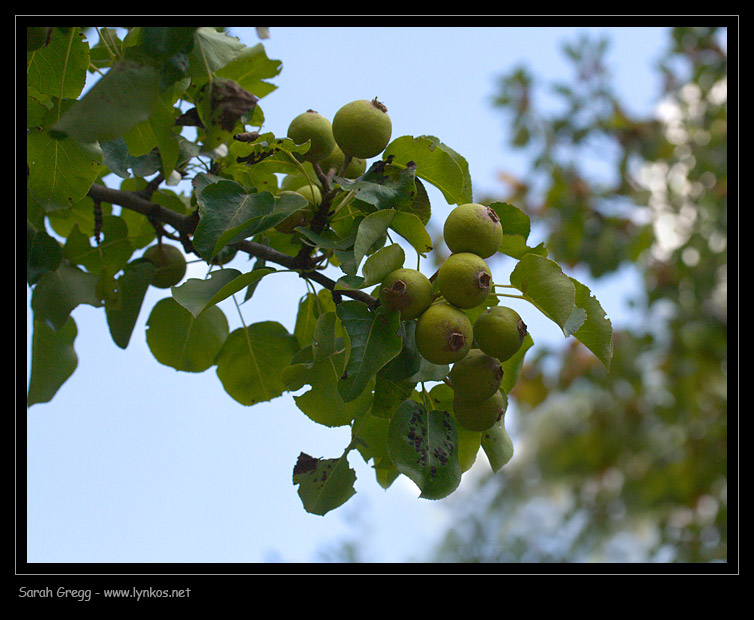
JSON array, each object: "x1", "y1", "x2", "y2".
[{"x1": 87, "y1": 182, "x2": 378, "y2": 307}]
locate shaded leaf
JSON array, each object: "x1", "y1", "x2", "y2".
[
  {"x1": 335, "y1": 301, "x2": 403, "y2": 403},
  {"x1": 171, "y1": 267, "x2": 274, "y2": 317},
  {"x1": 27, "y1": 228, "x2": 62, "y2": 285},
  {"x1": 105, "y1": 259, "x2": 155, "y2": 349},
  {"x1": 193, "y1": 180, "x2": 306, "y2": 260},
  {"x1": 27, "y1": 317, "x2": 78, "y2": 408},
  {"x1": 50, "y1": 60, "x2": 161, "y2": 144},
  {"x1": 30, "y1": 262, "x2": 103, "y2": 330}
]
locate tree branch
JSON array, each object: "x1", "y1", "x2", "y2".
[{"x1": 87, "y1": 182, "x2": 378, "y2": 307}]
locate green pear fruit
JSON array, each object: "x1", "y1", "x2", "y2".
[
  {"x1": 415, "y1": 302, "x2": 473, "y2": 365},
  {"x1": 453, "y1": 389, "x2": 507, "y2": 432},
  {"x1": 378, "y1": 268, "x2": 434, "y2": 321},
  {"x1": 279, "y1": 162, "x2": 321, "y2": 191},
  {"x1": 449, "y1": 349, "x2": 503, "y2": 401},
  {"x1": 143, "y1": 243, "x2": 187, "y2": 289},
  {"x1": 443, "y1": 203, "x2": 503, "y2": 258},
  {"x1": 319, "y1": 145, "x2": 367, "y2": 178},
  {"x1": 287, "y1": 110, "x2": 336, "y2": 162},
  {"x1": 473, "y1": 306, "x2": 528, "y2": 362},
  {"x1": 332, "y1": 98, "x2": 392, "y2": 159},
  {"x1": 437, "y1": 252, "x2": 493, "y2": 309}
]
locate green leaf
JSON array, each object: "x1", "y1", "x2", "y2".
[
  {"x1": 105, "y1": 259, "x2": 155, "y2": 349},
  {"x1": 383, "y1": 135, "x2": 472, "y2": 205},
  {"x1": 387, "y1": 399, "x2": 462, "y2": 500},
  {"x1": 490, "y1": 201, "x2": 548, "y2": 259},
  {"x1": 187, "y1": 27, "x2": 246, "y2": 83},
  {"x1": 27, "y1": 228, "x2": 62, "y2": 286},
  {"x1": 509, "y1": 253, "x2": 586, "y2": 336},
  {"x1": 215, "y1": 322, "x2": 299, "y2": 405},
  {"x1": 283, "y1": 313, "x2": 369, "y2": 427},
  {"x1": 293, "y1": 290, "x2": 337, "y2": 349},
  {"x1": 352, "y1": 209, "x2": 432, "y2": 272},
  {"x1": 171, "y1": 267, "x2": 274, "y2": 318},
  {"x1": 500, "y1": 332, "x2": 534, "y2": 395},
  {"x1": 292, "y1": 452, "x2": 357, "y2": 516},
  {"x1": 27, "y1": 110, "x2": 104, "y2": 209},
  {"x1": 333, "y1": 160, "x2": 417, "y2": 212},
  {"x1": 30, "y1": 262, "x2": 103, "y2": 330},
  {"x1": 50, "y1": 60, "x2": 161, "y2": 144},
  {"x1": 27, "y1": 317, "x2": 78, "y2": 408},
  {"x1": 63, "y1": 216, "x2": 133, "y2": 274},
  {"x1": 360, "y1": 243, "x2": 405, "y2": 288},
  {"x1": 26, "y1": 26, "x2": 89, "y2": 100},
  {"x1": 146, "y1": 297, "x2": 229, "y2": 372},
  {"x1": 193, "y1": 180, "x2": 307, "y2": 260},
  {"x1": 335, "y1": 301, "x2": 403, "y2": 403},
  {"x1": 570, "y1": 278, "x2": 614, "y2": 370},
  {"x1": 216, "y1": 42, "x2": 282, "y2": 100},
  {"x1": 481, "y1": 420, "x2": 515, "y2": 472}
]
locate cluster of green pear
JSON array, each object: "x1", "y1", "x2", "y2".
[
  {"x1": 275, "y1": 98, "x2": 393, "y2": 233},
  {"x1": 379, "y1": 202, "x2": 528, "y2": 432}
]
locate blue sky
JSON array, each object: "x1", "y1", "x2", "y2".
[{"x1": 25, "y1": 25, "x2": 672, "y2": 564}]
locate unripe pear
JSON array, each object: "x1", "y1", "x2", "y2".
[
  {"x1": 378, "y1": 268, "x2": 433, "y2": 321},
  {"x1": 437, "y1": 252, "x2": 493, "y2": 309},
  {"x1": 448, "y1": 349, "x2": 503, "y2": 401},
  {"x1": 287, "y1": 110, "x2": 336, "y2": 162},
  {"x1": 319, "y1": 145, "x2": 367, "y2": 178},
  {"x1": 143, "y1": 243, "x2": 187, "y2": 289},
  {"x1": 332, "y1": 98, "x2": 392, "y2": 159},
  {"x1": 453, "y1": 389, "x2": 507, "y2": 432},
  {"x1": 415, "y1": 302, "x2": 473, "y2": 365},
  {"x1": 279, "y1": 162, "x2": 321, "y2": 191},
  {"x1": 443, "y1": 203, "x2": 503, "y2": 259},
  {"x1": 473, "y1": 306, "x2": 528, "y2": 362}
]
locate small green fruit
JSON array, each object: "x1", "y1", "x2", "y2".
[
  {"x1": 332, "y1": 98, "x2": 392, "y2": 159},
  {"x1": 453, "y1": 389, "x2": 507, "y2": 432},
  {"x1": 443, "y1": 203, "x2": 503, "y2": 258},
  {"x1": 319, "y1": 145, "x2": 367, "y2": 178},
  {"x1": 287, "y1": 110, "x2": 336, "y2": 162},
  {"x1": 279, "y1": 162, "x2": 321, "y2": 191},
  {"x1": 378, "y1": 268, "x2": 433, "y2": 321},
  {"x1": 449, "y1": 349, "x2": 503, "y2": 401},
  {"x1": 474, "y1": 306, "x2": 528, "y2": 362},
  {"x1": 143, "y1": 244, "x2": 187, "y2": 289},
  {"x1": 415, "y1": 302, "x2": 473, "y2": 365},
  {"x1": 437, "y1": 252, "x2": 493, "y2": 309}
]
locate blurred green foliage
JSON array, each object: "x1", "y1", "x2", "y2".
[{"x1": 431, "y1": 26, "x2": 729, "y2": 563}]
